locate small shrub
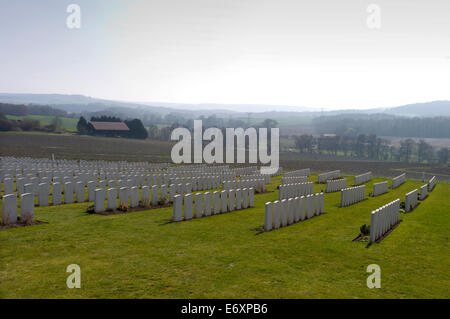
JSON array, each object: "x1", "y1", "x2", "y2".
[
  {"x1": 118, "y1": 203, "x2": 128, "y2": 212},
  {"x1": 139, "y1": 200, "x2": 149, "y2": 207},
  {"x1": 158, "y1": 198, "x2": 167, "y2": 206},
  {"x1": 360, "y1": 224, "x2": 370, "y2": 236},
  {"x1": 86, "y1": 205, "x2": 95, "y2": 214}
]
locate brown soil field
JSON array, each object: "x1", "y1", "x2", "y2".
[{"x1": 0, "y1": 132, "x2": 173, "y2": 162}]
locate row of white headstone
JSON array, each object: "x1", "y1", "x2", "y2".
[
  {"x1": 240, "y1": 173, "x2": 271, "y2": 184},
  {"x1": 281, "y1": 176, "x2": 308, "y2": 184},
  {"x1": 404, "y1": 189, "x2": 418, "y2": 213},
  {"x1": 222, "y1": 179, "x2": 265, "y2": 192},
  {"x1": 326, "y1": 178, "x2": 347, "y2": 193},
  {"x1": 231, "y1": 166, "x2": 259, "y2": 176},
  {"x1": 340, "y1": 185, "x2": 365, "y2": 207},
  {"x1": 167, "y1": 164, "x2": 232, "y2": 174},
  {"x1": 11, "y1": 171, "x2": 227, "y2": 205},
  {"x1": 428, "y1": 176, "x2": 436, "y2": 192},
  {"x1": 317, "y1": 170, "x2": 341, "y2": 183},
  {"x1": 94, "y1": 184, "x2": 173, "y2": 213},
  {"x1": 284, "y1": 168, "x2": 310, "y2": 177},
  {"x1": 278, "y1": 182, "x2": 314, "y2": 200},
  {"x1": 419, "y1": 184, "x2": 428, "y2": 200},
  {"x1": 392, "y1": 173, "x2": 406, "y2": 189},
  {"x1": 354, "y1": 172, "x2": 372, "y2": 186},
  {"x1": 264, "y1": 193, "x2": 325, "y2": 231},
  {"x1": 172, "y1": 188, "x2": 255, "y2": 221},
  {"x1": 373, "y1": 181, "x2": 388, "y2": 197},
  {"x1": 370, "y1": 199, "x2": 400, "y2": 243},
  {"x1": 2, "y1": 193, "x2": 35, "y2": 224}
]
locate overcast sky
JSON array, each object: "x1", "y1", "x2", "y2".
[{"x1": 1, "y1": 0, "x2": 449, "y2": 110}]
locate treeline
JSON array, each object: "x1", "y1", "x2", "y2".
[
  {"x1": 146, "y1": 116, "x2": 278, "y2": 141},
  {"x1": 0, "y1": 112, "x2": 63, "y2": 132},
  {"x1": 293, "y1": 134, "x2": 449, "y2": 164},
  {"x1": 0, "y1": 103, "x2": 68, "y2": 117},
  {"x1": 313, "y1": 114, "x2": 450, "y2": 138}
]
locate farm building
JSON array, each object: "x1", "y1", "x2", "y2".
[{"x1": 89, "y1": 121, "x2": 130, "y2": 137}]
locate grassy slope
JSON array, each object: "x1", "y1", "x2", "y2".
[
  {"x1": 6, "y1": 115, "x2": 78, "y2": 131},
  {"x1": 0, "y1": 174, "x2": 448, "y2": 299}
]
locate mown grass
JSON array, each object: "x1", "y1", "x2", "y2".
[{"x1": 0, "y1": 174, "x2": 448, "y2": 299}]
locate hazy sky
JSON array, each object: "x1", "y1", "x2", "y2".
[{"x1": 1, "y1": 0, "x2": 449, "y2": 110}]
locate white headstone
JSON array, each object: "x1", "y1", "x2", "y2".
[
  {"x1": 119, "y1": 187, "x2": 129, "y2": 206},
  {"x1": 20, "y1": 193, "x2": 34, "y2": 222},
  {"x1": 130, "y1": 186, "x2": 139, "y2": 208},
  {"x1": 151, "y1": 185, "x2": 159, "y2": 206},
  {"x1": 204, "y1": 192, "x2": 212, "y2": 216},
  {"x1": 76, "y1": 181, "x2": 85, "y2": 203},
  {"x1": 107, "y1": 188, "x2": 117, "y2": 210},
  {"x1": 141, "y1": 186, "x2": 150, "y2": 207},
  {"x1": 52, "y1": 182, "x2": 62, "y2": 205},
  {"x1": 64, "y1": 182, "x2": 74, "y2": 204},
  {"x1": 194, "y1": 193, "x2": 203, "y2": 218},
  {"x1": 173, "y1": 194, "x2": 183, "y2": 221},
  {"x1": 221, "y1": 190, "x2": 228, "y2": 213},
  {"x1": 184, "y1": 193, "x2": 193, "y2": 220},
  {"x1": 94, "y1": 188, "x2": 105, "y2": 213},
  {"x1": 2, "y1": 194, "x2": 17, "y2": 224}
]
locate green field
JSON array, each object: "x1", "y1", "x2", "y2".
[
  {"x1": 6, "y1": 115, "x2": 78, "y2": 131},
  {"x1": 1, "y1": 174, "x2": 448, "y2": 298}
]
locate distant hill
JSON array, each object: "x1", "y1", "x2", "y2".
[
  {"x1": 381, "y1": 101, "x2": 450, "y2": 117},
  {"x1": 0, "y1": 93, "x2": 449, "y2": 118}
]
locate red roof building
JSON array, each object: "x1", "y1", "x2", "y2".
[
  {"x1": 88, "y1": 121, "x2": 130, "y2": 137},
  {"x1": 90, "y1": 121, "x2": 130, "y2": 131}
]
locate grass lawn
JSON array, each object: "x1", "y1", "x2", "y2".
[{"x1": 0, "y1": 174, "x2": 448, "y2": 298}]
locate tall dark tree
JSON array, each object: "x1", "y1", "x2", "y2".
[
  {"x1": 125, "y1": 119, "x2": 148, "y2": 139},
  {"x1": 77, "y1": 116, "x2": 89, "y2": 134}
]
